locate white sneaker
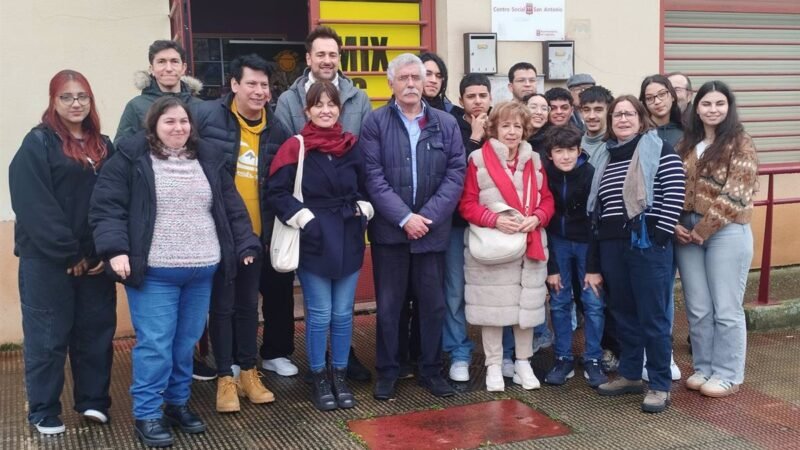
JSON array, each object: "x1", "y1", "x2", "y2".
[
  {"x1": 642, "y1": 352, "x2": 681, "y2": 382},
  {"x1": 486, "y1": 364, "x2": 505, "y2": 392},
  {"x1": 700, "y1": 376, "x2": 740, "y2": 398},
  {"x1": 512, "y1": 360, "x2": 540, "y2": 390},
  {"x1": 34, "y1": 416, "x2": 65, "y2": 435},
  {"x1": 501, "y1": 358, "x2": 515, "y2": 378},
  {"x1": 261, "y1": 357, "x2": 298, "y2": 376},
  {"x1": 82, "y1": 409, "x2": 108, "y2": 424},
  {"x1": 685, "y1": 371, "x2": 709, "y2": 391},
  {"x1": 449, "y1": 361, "x2": 470, "y2": 382},
  {"x1": 670, "y1": 355, "x2": 682, "y2": 381}
]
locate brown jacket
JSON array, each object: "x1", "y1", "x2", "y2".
[{"x1": 682, "y1": 134, "x2": 758, "y2": 240}]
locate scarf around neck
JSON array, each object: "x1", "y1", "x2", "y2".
[{"x1": 268, "y1": 122, "x2": 357, "y2": 176}]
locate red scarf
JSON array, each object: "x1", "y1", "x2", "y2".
[
  {"x1": 481, "y1": 141, "x2": 547, "y2": 261},
  {"x1": 269, "y1": 122, "x2": 357, "y2": 176}
]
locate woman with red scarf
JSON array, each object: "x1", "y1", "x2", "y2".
[
  {"x1": 459, "y1": 101, "x2": 554, "y2": 393},
  {"x1": 267, "y1": 81, "x2": 373, "y2": 411}
]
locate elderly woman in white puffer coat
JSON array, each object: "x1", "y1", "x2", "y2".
[{"x1": 459, "y1": 101, "x2": 555, "y2": 392}]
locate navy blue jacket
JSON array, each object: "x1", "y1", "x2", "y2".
[
  {"x1": 89, "y1": 133, "x2": 261, "y2": 288},
  {"x1": 10, "y1": 125, "x2": 113, "y2": 267},
  {"x1": 544, "y1": 153, "x2": 598, "y2": 274},
  {"x1": 191, "y1": 93, "x2": 292, "y2": 242},
  {"x1": 267, "y1": 140, "x2": 368, "y2": 279},
  {"x1": 359, "y1": 103, "x2": 466, "y2": 253}
]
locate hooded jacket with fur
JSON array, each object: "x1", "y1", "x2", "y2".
[{"x1": 114, "y1": 71, "x2": 203, "y2": 145}]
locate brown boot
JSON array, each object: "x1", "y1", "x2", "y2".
[
  {"x1": 216, "y1": 376, "x2": 240, "y2": 413},
  {"x1": 238, "y1": 368, "x2": 275, "y2": 404}
]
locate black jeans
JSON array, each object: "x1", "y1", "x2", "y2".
[
  {"x1": 18, "y1": 257, "x2": 117, "y2": 423},
  {"x1": 372, "y1": 245, "x2": 446, "y2": 379},
  {"x1": 259, "y1": 262, "x2": 296, "y2": 360},
  {"x1": 209, "y1": 259, "x2": 261, "y2": 375}
]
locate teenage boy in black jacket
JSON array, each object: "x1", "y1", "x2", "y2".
[{"x1": 540, "y1": 126, "x2": 607, "y2": 388}]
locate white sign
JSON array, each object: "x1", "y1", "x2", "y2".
[{"x1": 491, "y1": 0, "x2": 565, "y2": 42}]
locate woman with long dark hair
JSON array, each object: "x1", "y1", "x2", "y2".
[
  {"x1": 639, "y1": 74, "x2": 684, "y2": 148},
  {"x1": 674, "y1": 81, "x2": 757, "y2": 398},
  {"x1": 267, "y1": 81, "x2": 372, "y2": 411},
  {"x1": 90, "y1": 96, "x2": 260, "y2": 447},
  {"x1": 588, "y1": 95, "x2": 685, "y2": 413},
  {"x1": 9, "y1": 70, "x2": 116, "y2": 435}
]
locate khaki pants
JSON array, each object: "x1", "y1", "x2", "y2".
[{"x1": 481, "y1": 325, "x2": 533, "y2": 366}]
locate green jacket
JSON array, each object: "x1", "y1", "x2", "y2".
[{"x1": 114, "y1": 71, "x2": 203, "y2": 145}]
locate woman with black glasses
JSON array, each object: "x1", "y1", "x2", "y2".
[{"x1": 9, "y1": 70, "x2": 116, "y2": 435}]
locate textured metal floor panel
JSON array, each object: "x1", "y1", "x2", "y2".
[{"x1": 1, "y1": 302, "x2": 799, "y2": 449}]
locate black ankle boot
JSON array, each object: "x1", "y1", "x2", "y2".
[
  {"x1": 331, "y1": 368, "x2": 357, "y2": 408},
  {"x1": 311, "y1": 369, "x2": 337, "y2": 411},
  {"x1": 134, "y1": 418, "x2": 173, "y2": 447},
  {"x1": 347, "y1": 347, "x2": 372, "y2": 381}
]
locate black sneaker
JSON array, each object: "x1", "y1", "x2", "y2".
[
  {"x1": 583, "y1": 359, "x2": 609, "y2": 388},
  {"x1": 418, "y1": 375, "x2": 456, "y2": 397},
  {"x1": 544, "y1": 358, "x2": 575, "y2": 385},
  {"x1": 192, "y1": 358, "x2": 217, "y2": 381},
  {"x1": 34, "y1": 416, "x2": 65, "y2": 435}
]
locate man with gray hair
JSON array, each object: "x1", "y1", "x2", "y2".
[{"x1": 359, "y1": 53, "x2": 466, "y2": 400}]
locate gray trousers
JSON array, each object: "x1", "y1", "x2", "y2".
[{"x1": 675, "y1": 213, "x2": 753, "y2": 384}]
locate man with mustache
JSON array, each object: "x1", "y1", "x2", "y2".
[
  {"x1": 360, "y1": 53, "x2": 466, "y2": 401},
  {"x1": 272, "y1": 26, "x2": 373, "y2": 382}
]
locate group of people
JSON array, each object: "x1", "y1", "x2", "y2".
[{"x1": 10, "y1": 24, "x2": 758, "y2": 447}]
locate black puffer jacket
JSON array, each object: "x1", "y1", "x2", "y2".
[
  {"x1": 10, "y1": 125, "x2": 113, "y2": 267},
  {"x1": 191, "y1": 93, "x2": 292, "y2": 242},
  {"x1": 89, "y1": 133, "x2": 261, "y2": 288}
]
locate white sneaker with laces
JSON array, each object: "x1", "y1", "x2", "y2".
[
  {"x1": 700, "y1": 376, "x2": 740, "y2": 398},
  {"x1": 501, "y1": 358, "x2": 515, "y2": 378},
  {"x1": 685, "y1": 371, "x2": 709, "y2": 391},
  {"x1": 512, "y1": 360, "x2": 540, "y2": 390},
  {"x1": 486, "y1": 364, "x2": 505, "y2": 392},
  {"x1": 82, "y1": 409, "x2": 108, "y2": 424},
  {"x1": 261, "y1": 357, "x2": 299, "y2": 376},
  {"x1": 449, "y1": 361, "x2": 470, "y2": 382}
]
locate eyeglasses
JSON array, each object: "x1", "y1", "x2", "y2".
[
  {"x1": 644, "y1": 90, "x2": 670, "y2": 105},
  {"x1": 528, "y1": 105, "x2": 550, "y2": 113},
  {"x1": 612, "y1": 111, "x2": 638, "y2": 120},
  {"x1": 673, "y1": 86, "x2": 691, "y2": 94},
  {"x1": 396, "y1": 74, "x2": 422, "y2": 83},
  {"x1": 58, "y1": 94, "x2": 91, "y2": 106}
]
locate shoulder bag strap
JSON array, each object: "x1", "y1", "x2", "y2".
[{"x1": 293, "y1": 134, "x2": 305, "y2": 202}]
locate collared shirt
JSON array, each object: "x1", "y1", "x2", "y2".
[{"x1": 394, "y1": 101, "x2": 426, "y2": 227}]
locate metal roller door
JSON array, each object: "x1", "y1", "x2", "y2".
[{"x1": 662, "y1": 1, "x2": 800, "y2": 163}]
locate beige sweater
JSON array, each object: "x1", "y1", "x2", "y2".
[
  {"x1": 463, "y1": 139, "x2": 547, "y2": 329},
  {"x1": 682, "y1": 134, "x2": 758, "y2": 240}
]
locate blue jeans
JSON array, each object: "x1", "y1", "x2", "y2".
[
  {"x1": 126, "y1": 265, "x2": 217, "y2": 420},
  {"x1": 600, "y1": 239, "x2": 673, "y2": 391},
  {"x1": 676, "y1": 213, "x2": 752, "y2": 384},
  {"x1": 19, "y1": 258, "x2": 116, "y2": 424},
  {"x1": 297, "y1": 269, "x2": 359, "y2": 371},
  {"x1": 442, "y1": 227, "x2": 473, "y2": 363},
  {"x1": 548, "y1": 235, "x2": 604, "y2": 361}
]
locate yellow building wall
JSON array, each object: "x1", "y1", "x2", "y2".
[{"x1": 0, "y1": 1, "x2": 171, "y2": 344}]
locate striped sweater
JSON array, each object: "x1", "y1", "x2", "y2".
[
  {"x1": 597, "y1": 135, "x2": 685, "y2": 244},
  {"x1": 682, "y1": 134, "x2": 758, "y2": 240}
]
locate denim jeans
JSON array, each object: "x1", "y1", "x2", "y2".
[
  {"x1": 297, "y1": 269, "x2": 359, "y2": 371},
  {"x1": 442, "y1": 227, "x2": 473, "y2": 363},
  {"x1": 676, "y1": 213, "x2": 752, "y2": 384},
  {"x1": 547, "y1": 235, "x2": 604, "y2": 361},
  {"x1": 126, "y1": 264, "x2": 217, "y2": 420},
  {"x1": 600, "y1": 239, "x2": 673, "y2": 392},
  {"x1": 210, "y1": 259, "x2": 261, "y2": 375},
  {"x1": 19, "y1": 258, "x2": 116, "y2": 424}
]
